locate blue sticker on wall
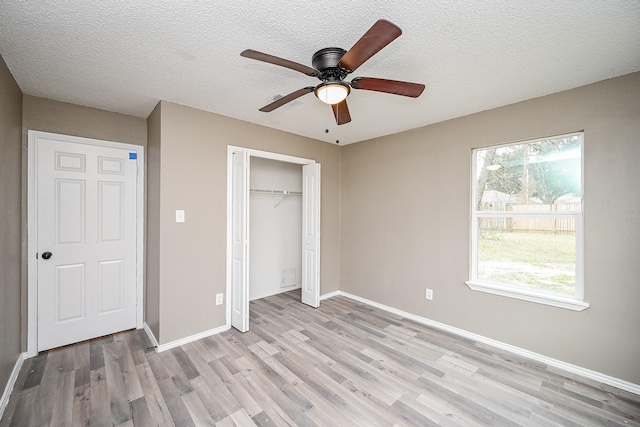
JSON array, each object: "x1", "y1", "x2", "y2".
[{"x1": 129, "y1": 152, "x2": 137, "y2": 159}]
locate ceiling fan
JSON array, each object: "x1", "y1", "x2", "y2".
[{"x1": 241, "y1": 19, "x2": 425, "y2": 125}]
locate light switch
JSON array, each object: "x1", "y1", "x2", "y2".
[{"x1": 176, "y1": 210, "x2": 185, "y2": 223}]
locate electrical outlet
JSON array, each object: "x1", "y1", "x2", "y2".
[
  {"x1": 425, "y1": 288, "x2": 433, "y2": 300},
  {"x1": 215, "y1": 293, "x2": 223, "y2": 305}
]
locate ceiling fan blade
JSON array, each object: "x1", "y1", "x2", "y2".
[
  {"x1": 351, "y1": 77, "x2": 425, "y2": 98},
  {"x1": 338, "y1": 19, "x2": 402, "y2": 73},
  {"x1": 241, "y1": 49, "x2": 317, "y2": 76},
  {"x1": 259, "y1": 87, "x2": 315, "y2": 112},
  {"x1": 331, "y1": 99, "x2": 351, "y2": 125}
]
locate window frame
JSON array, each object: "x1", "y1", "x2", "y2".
[{"x1": 466, "y1": 132, "x2": 588, "y2": 311}]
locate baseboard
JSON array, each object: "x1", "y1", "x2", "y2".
[
  {"x1": 143, "y1": 323, "x2": 160, "y2": 349},
  {"x1": 153, "y1": 325, "x2": 230, "y2": 353},
  {"x1": 320, "y1": 290, "x2": 340, "y2": 301},
  {"x1": 335, "y1": 291, "x2": 640, "y2": 396},
  {"x1": 0, "y1": 352, "x2": 26, "y2": 421},
  {"x1": 250, "y1": 285, "x2": 302, "y2": 301}
]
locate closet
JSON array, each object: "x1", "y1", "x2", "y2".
[{"x1": 249, "y1": 157, "x2": 302, "y2": 300}]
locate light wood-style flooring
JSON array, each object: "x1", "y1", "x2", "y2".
[{"x1": 1, "y1": 291, "x2": 639, "y2": 426}]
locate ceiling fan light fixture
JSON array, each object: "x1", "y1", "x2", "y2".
[{"x1": 315, "y1": 82, "x2": 350, "y2": 105}]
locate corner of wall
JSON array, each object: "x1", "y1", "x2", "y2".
[
  {"x1": 145, "y1": 102, "x2": 162, "y2": 340},
  {"x1": 0, "y1": 53, "x2": 24, "y2": 412}
]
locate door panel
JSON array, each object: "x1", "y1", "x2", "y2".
[
  {"x1": 56, "y1": 179, "x2": 85, "y2": 244},
  {"x1": 55, "y1": 264, "x2": 85, "y2": 322},
  {"x1": 98, "y1": 260, "x2": 124, "y2": 314},
  {"x1": 55, "y1": 152, "x2": 85, "y2": 171},
  {"x1": 301, "y1": 163, "x2": 320, "y2": 308},
  {"x1": 98, "y1": 181, "x2": 124, "y2": 241},
  {"x1": 37, "y1": 137, "x2": 137, "y2": 351},
  {"x1": 98, "y1": 156, "x2": 124, "y2": 174}
]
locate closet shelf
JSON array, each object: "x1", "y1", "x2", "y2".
[
  {"x1": 250, "y1": 188, "x2": 302, "y2": 208},
  {"x1": 249, "y1": 189, "x2": 302, "y2": 196}
]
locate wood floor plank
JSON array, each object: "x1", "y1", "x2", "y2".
[
  {"x1": 129, "y1": 396, "x2": 156, "y2": 427},
  {"x1": 238, "y1": 363, "x2": 317, "y2": 427},
  {"x1": 189, "y1": 375, "x2": 228, "y2": 422},
  {"x1": 3, "y1": 290, "x2": 639, "y2": 427},
  {"x1": 171, "y1": 347, "x2": 200, "y2": 380},
  {"x1": 228, "y1": 371, "x2": 263, "y2": 417},
  {"x1": 233, "y1": 369, "x2": 300, "y2": 426},
  {"x1": 228, "y1": 408, "x2": 257, "y2": 427},
  {"x1": 22, "y1": 353, "x2": 46, "y2": 390},
  {"x1": 89, "y1": 368, "x2": 112, "y2": 427},
  {"x1": 73, "y1": 341, "x2": 90, "y2": 370},
  {"x1": 89, "y1": 339, "x2": 106, "y2": 372},
  {"x1": 434, "y1": 360, "x2": 540, "y2": 424},
  {"x1": 35, "y1": 350, "x2": 63, "y2": 425},
  {"x1": 49, "y1": 370, "x2": 75, "y2": 427},
  {"x1": 71, "y1": 384, "x2": 91, "y2": 427},
  {"x1": 106, "y1": 340, "x2": 145, "y2": 402},
  {"x1": 135, "y1": 361, "x2": 174, "y2": 426},
  {"x1": 181, "y1": 389, "x2": 216, "y2": 426},
  {"x1": 104, "y1": 358, "x2": 133, "y2": 425},
  {"x1": 7, "y1": 387, "x2": 38, "y2": 427},
  {"x1": 145, "y1": 351, "x2": 170, "y2": 383},
  {"x1": 181, "y1": 344, "x2": 225, "y2": 390},
  {"x1": 199, "y1": 337, "x2": 229, "y2": 361},
  {"x1": 157, "y1": 349, "x2": 184, "y2": 379},
  {"x1": 157, "y1": 377, "x2": 195, "y2": 427}
]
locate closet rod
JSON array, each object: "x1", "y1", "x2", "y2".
[{"x1": 249, "y1": 189, "x2": 302, "y2": 196}]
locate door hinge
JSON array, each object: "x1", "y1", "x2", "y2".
[{"x1": 36, "y1": 252, "x2": 38, "y2": 259}]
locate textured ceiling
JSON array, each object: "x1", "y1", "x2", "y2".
[{"x1": 1, "y1": 1, "x2": 639, "y2": 145}]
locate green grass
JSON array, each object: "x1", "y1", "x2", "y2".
[
  {"x1": 479, "y1": 231, "x2": 575, "y2": 264},
  {"x1": 477, "y1": 231, "x2": 576, "y2": 295}
]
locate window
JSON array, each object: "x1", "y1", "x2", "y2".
[{"x1": 466, "y1": 133, "x2": 588, "y2": 311}]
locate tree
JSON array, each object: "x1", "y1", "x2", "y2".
[
  {"x1": 528, "y1": 137, "x2": 581, "y2": 204},
  {"x1": 478, "y1": 135, "x2": 580, "y2": 205},
  {"x1": 475, "y1": 148, "x2": 496, "y2": 210}
]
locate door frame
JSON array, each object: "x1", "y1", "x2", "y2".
[
  {"x1": 225, "y1": 145, "x2": 320, "y2": 330},
  {"x1": 27, "y1": 130, "x2": 145, "y2": 357}
]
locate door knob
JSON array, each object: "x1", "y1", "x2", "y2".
[{"x1": 41, "y1": 252, "x2": 53, "y2": 260}]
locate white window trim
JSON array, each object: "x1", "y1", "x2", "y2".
[
  {"x1": 467, "y1": 132, "x2": 588, "y2": 311},
  {"x1": 465, "y1": 280, "x2": 589, "y2": 311}
]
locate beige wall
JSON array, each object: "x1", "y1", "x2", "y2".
[
  {"x1": 340, "y1": 72, "x2": 640, "y2": 384},
  {"x1": 22, "y1": 96, "x2": 147, "y2": 147},
  {"x1": 21, "y1": 96, "x2": 147, "y2": 348},
  {"x1": 0, "y1": 55, "x2": 23, "y2": 398},
  {"x1": 151, "y1": 101, "x2": 341, "y2": 344},
  {"x1": 6, "y1": 71, "x2": 637, "y2": 388}
]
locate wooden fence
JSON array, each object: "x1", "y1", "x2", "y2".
[{"x1": 480, "y1": 203, "x2": 580, "y2": 235}]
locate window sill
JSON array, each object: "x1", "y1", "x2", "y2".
[{"x1": 465, "y1": 280, "x2": 589, "y2": 311}]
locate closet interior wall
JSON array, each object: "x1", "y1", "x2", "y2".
[{"x1": 249, "y1": 157, "x2": 303, "y2": 300}]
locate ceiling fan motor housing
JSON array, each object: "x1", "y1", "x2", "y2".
[{"x1": 312, "y1": 47, "x2": 349, "y2": 81}]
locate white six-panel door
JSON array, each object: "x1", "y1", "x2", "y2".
[{"x1": 36, "y1": 136, "x2": 138, "y2": 351}]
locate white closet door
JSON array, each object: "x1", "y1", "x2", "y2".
[
  {"x1": 302, "y1": 162, "x2": 321, "y2": 308},
  {"x1": 231, "y1": 151, "x2": 250, "y2": 331}
]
